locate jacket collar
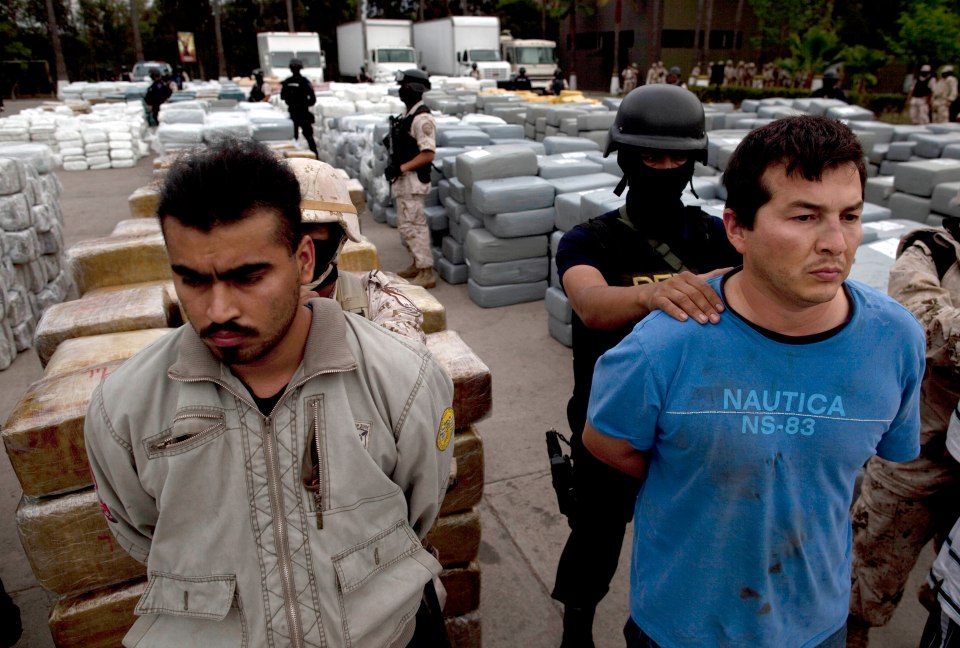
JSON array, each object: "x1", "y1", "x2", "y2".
[
  {"x1": 402, "y1": 100, "x2": 425, "y2": 118},
  {"x1": 168, "y1": 297, "x2": 357, "y2": 383}
]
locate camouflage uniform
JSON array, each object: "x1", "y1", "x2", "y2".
[
  {"x1": 336, "y1": 270, "x2": 426, "y2": 345},
  {"x1": 850, "y1": 225, "x2": 960, "y2": 627},
  {"x1": 392, "y1": 101, "x2": 435, "y2": 270},
  {"x1": 934, "y1": 73, "x2": 959, "y2": 124}
]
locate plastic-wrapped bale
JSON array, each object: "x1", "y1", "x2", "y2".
[
  {"x1": 16, "y1": 489, "x2": 146, "y2": 596},
  {"x1": 44, "y1": 328, "x2": 173, "y2": 379},
  {"x1": 537, "y1": 154, "x2": 604, "y2": 180},
  {"x1": 0, "y1": 193, "x2": 31, "y2": 231},
  {"x1": 49, "y1": 579, "x2": 145, "y2": 648},
  {"x1": 467, "y1": 256, "x2": 548, "y2": 286},
  {"x1": 848, "y1": 239, "x2": 899, "y2": 292},
  {"x1": 542, "y1": 136, "x2": 601, "y2": 155},
  {"x1": 440, "y1": 427, "x2": 484, "y2": 516},
  {"x1": 437, "y1": 129, "x2": 492, "y2": 147},
  {"x1": 0, "y1": 320, "x2": 17, "y2": 371},
  {"x1": 0, "y1": 143, "x2": 57, "y2": 174},
  {"x1": 477, "y1": 123, "x2": 524, "y2": 139},
  {"x1": 34, "y1": 283, "x2": 176, "y2": 366},
  {"x1": 339, "y1": 236, "x2": 379, "y2": 272},
  {"x1": 455, "y1": 145, "x2": 539, "y2": 188},
  {"x1": 862, "y1": 219, "x2": 928, "y2": 248},
  {"x1": 425, "y1": 330, "x2": 492, "y2": 428},
  {"x1": 554, "y1": 189, "x2": 601, "y2": 232},
  {"x1": 252, "y1": 117, "x2": 296, "y2": 142},
  {"x1": 67, "y1": 232, "x2": 171, "y2": 295},
  {"x1": 482, "y1": 207, "x2": 555, "y2": 238},
  {"x1": 3, "y1": 227, "x2": 40, "y2": 264},
  {"x1": 3, "y1": 359, "x2": 126, "y2": 496},
  {"x1": 202, "y1": 113, "x2": 254, "y2": 141},
  {"x1": 931, "y1": 182, "x2": 960, "y2": 218},
  {"x1": 893, "y1": 159, "x2": 960, "y2": 197},
  {"x1": 908, "y1": 132, "x2": 960, "y2": 159},
  {"x1": 111, "y1": 218, "x2": 161, "y2": 237},
  {"x1": 464, "y1": 228, "x2": 548, "y2": 264},
  {"x1": 545, "y1": 285, "x2": 573, "y2": 347},
  {"x1": 466, "y1": 277, "x2": 548, "y2": 308},
  {"x1": 471, "y1": 176, "x2": 555, "y2": 214},
  {"x1": 0, "y1": 156, "x2": 25, "y2": 195},
  {"x1": 155, "y1": 123, "x2": 204, "y2": 147},
  {"x1": 547, "y1": 172, "x2": 620, "y2": 195},
  {"x1": 888, "y1": 192, "x2": 932, "y2": 223},
  {"x1": 426, "y1": 508, "x2": 480, "y2": 567},
  {"x1": 886, "y1": 141, "x2": 917, "y2": 162},
  {"x1": 824, "y1": 105, "x2": 875, "y2": 121},
  {"x1": 581, "y1": 187, "x2": 627, "y2": 220},
  {"x1": 864, "y1": 177, "x2": 895, "y2": 208},
  {"x1": 442, "y1": 235, "x2": 465, "y2": 265},
  {"x1": 440, "y1": 561, "x2": 480, "y2": 618}
]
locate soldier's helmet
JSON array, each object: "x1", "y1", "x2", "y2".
[
  {"x1": 287, "y1": 158, "x2": 361, "y2": 242},
  {"x1": 396, "y1": 68, "x2": 431, "y2": 93},
  {"x1": 289, "y1": 58, "x2": 304, "y2": 72},
  {"x1": 605, "y1": 84, "x2": 707, "y2": 163}
]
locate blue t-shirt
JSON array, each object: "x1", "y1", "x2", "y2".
[{"x1": 588, "y1": 275, "x2": 924, "y2": 648}]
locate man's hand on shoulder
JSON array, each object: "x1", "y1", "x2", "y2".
[{"x1": 643, "y1": 268, "x2": 730, "y2": 325}]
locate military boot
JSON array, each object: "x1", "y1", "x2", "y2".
[
  {"x1": 397, "y1": 263, "x2": 419, "y2": 279},
  {"x1": 411, "y1": 268, "x2": 436, "y2": 289}
]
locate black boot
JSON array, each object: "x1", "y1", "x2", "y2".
[{"x1": 560, "y1": 605, "x2": 596, "y2": 648}]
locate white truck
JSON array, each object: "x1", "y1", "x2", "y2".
[
  {"x1": 336, "y1": 19, "x2": 417, "y2": 83},
  {"x1": 499, "y1": 31, "x2": 558, "y2": 91},
  {"x1": 413, "y1": 16, "x2": 511, "y2": 81},
  {"x1": 256, "y1": 32, "x2": 326, "y2": 82}
]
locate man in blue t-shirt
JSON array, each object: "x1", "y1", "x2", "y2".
[{"x1": 584, "y1": 115, "x2": 925, "y2": 647}]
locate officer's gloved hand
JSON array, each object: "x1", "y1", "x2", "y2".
[{"x1": 385, "y1": 163, "x2": 401, "y2": 183}]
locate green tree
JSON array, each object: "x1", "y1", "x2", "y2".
[
  {"x1": 747, "y1": 0, "x2": 834, "y2": 61},
  {"x1": 840, "y1": 43, "x2": 889, "y2": 93},
  {"x1": 775, "y1": 24, "x2": 844, "y2": 87},
  {"x1": 890, "y1": 0, "x2": 960, "y2": 68}
]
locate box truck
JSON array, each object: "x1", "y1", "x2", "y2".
[
  {"x1": 337, "y1": 19, "x2": 417, "y2": 83},
  {"x1": 413, "y1": 16, "x2": 511, "y2": 81},
  {"x1": 256, "y1": 32, "x2": 326, "y2": 82},
  {"x1": 499, "y1": 31, "x2": 558, "y2": 91}
]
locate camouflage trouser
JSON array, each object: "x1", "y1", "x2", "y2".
[
  {"x1": 934, "y1": 100, "x2": 951, "y2": 124},
  {"x1": 849, "y1": 453, "x2": 960, "y2": 626},
  {"x1": 911, "y1": 97, "x2": 932, "y2": 125},
  {"x1": 394, "y1": 193, "x2": 433, "y2": 269}
]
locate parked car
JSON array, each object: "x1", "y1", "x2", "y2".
[{"x1": 131, "y1": 61, "x2": 172, "y2": 82}]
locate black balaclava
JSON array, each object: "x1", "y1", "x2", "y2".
[
  {"x1": 399, "y1": 85, "x2": 422, "y2": 109},
  {"x1": 618, "y1": 147, "x2": 696, "y2": 237},
  {"x1": 309, "y1": 228, "x2": 347, "y2": 290}
]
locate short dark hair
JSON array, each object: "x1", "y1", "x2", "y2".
[
  {"x1": 157, "y1": 138, "x2": 302, "y2": 250},
  {"x1": 723, "y1": 116, "x2": 865, "y2": 229}
]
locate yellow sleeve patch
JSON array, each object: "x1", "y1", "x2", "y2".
[{"x1": 437, "y1": 407, "x2": 455, "y2": 451}]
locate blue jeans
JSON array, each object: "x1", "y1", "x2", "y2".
[{"x1": 623, "y1": 617, "x2": 847, "y2": 648}]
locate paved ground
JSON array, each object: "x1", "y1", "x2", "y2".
[{"x1": 0, "y1": 98, "x2": 934, "y2": 647}]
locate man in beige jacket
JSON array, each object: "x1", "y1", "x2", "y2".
[{"x1": 84, "y1": 138, "x2": 454, "y2": 648}]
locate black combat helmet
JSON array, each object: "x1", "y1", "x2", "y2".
[
  {"x1": 606, "y1": 84, "x2": 707, "y2": 162},
  {"x1": 396, "y1": 68, "x2": 431, "y2": 93}
]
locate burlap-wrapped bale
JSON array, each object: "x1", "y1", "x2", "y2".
[
  {"x1": 111, "y1": 218, "x2": 161, "y2": 237},
  {"x1": 49, "y1": 579, "x2": 145, "y2": 648},
  {"x1": 427, "y1": 508, "x2": 481, "y2": 567},
  {"x1": 425, "y1": 331, "x2": 492, "y2": 428},
  {"x1": 17, "y1": 489, "x2": 146, "y2": 596},
  {"x1": 440, "y1": 426, "x2": 484, "y2": 516},
  {"x1": 44, "y1": 328, "x2": 173, "y2": 379},
  {"x1": 67, "y1": 232, "x2": 171, "y2": 295},
  {"x1": 445, "y1": 610, "x2": 481, "y2": 648},
  {"x1": 339, "y1": 236, "x2": 379, "y2": 272},
  {"x1": 35, "y1": 283, "x2": 175, "y2": 366},
  {"x1": 127, "y1": 184, "x2": 161, "y2": 219},
  {"x1": 82, "y1": 280, "x2": 181, "y2": 324},
  {"x1": 3, "y1": 360, "x2": 124, "y2": 496},
  {"x1": 440, "y1": 561, "x2": 480, "y2": 617},
  {"x1": 392, "y1": 282, "x2": 446, "y2": 333}
]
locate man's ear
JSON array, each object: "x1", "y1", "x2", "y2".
[
  {"x1": 723, "y1": 208, "x2": 747, "y2": 255},
  {"x1": 295, "y1": 234, "x2": 315, "y2": 284}
]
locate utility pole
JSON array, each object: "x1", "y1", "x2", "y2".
[{"x1": 130, "y1": 0, "x2": 143, "y2": 62}]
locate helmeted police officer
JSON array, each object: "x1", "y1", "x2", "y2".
[
  {"x1": 280, "y1": 58, "x2": 318, "y2": 156},
  {"x1": 385, "y1": 69, "x2": 437, "y2": 289},
  {"x1": 552, "y1": 84, "x2": 741, "y2": 647}
]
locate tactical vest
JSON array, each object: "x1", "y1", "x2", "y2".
[{"x1": 389, "y1": 104, "x2": 433, "y2": 183}]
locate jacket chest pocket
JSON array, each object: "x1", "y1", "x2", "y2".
[
  {"x1": 125, "y1": 572, "x2": 246, "y2": 648},
  {"x1": 332, "y1": 521, "x2": 439, "y2": 647},
  {"x1": 144, "y1": 407, "x2": 226, "y2": 458}
]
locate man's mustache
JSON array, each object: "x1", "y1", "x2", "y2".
[{"x1": 200, "y1": 321, "x2": 257, "y2": 337}]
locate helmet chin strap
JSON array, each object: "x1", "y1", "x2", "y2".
[
  {"x1": 613, "y1": 175, "x2": 628, "y2": 197},
  {"x1": 312, "y1": 236, "x2": 348, "y2": 287}
]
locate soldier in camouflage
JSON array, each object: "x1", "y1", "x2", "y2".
[
  {"x1": 848, "y1": 216, "x2": 960, "y2": 646},
  {"x1": 289, "y1": 158, "x2": 426, "y2": 344}
]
